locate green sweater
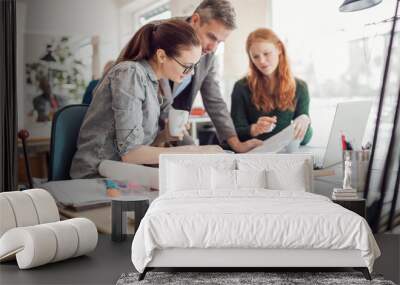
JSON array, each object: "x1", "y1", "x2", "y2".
[{"x1": 230, "y1": 77, "x2": 312, "y2": 145}]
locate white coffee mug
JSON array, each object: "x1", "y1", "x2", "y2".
[{"x1": 168, "y1": 108, "x2": 189, "y2": 137}]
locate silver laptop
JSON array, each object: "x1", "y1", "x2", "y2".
[{"x1": 302, "y1": 101, "x2": 372, "y2": 169}]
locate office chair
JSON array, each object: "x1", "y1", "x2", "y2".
[{"x1": 48, "y1": 104, "x2": 88, "y2": 181}]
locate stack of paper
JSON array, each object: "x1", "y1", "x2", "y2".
[
  {"x1": 248, "y1": 124, "x2": 295, "y2": 153},
  {"x1": 332, "y1": 188, "x2": 358, "y2": 200}
]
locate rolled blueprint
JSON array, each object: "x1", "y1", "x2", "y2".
[{"x1": 98, "y1": 160, "x2": 159, "y2": 189}]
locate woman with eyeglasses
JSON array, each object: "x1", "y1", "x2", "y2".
[{"x1": 70, "y1": 19, "x2": 223, "y2": 179}]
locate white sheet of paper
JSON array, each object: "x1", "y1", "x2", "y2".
[{"x1": 248, "y1": 124, "x2": 295, "y2": 153}]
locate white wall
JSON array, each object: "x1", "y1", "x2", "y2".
[
  {"x1": 223, "y1": 0, "x2": 272, "y2": 109},
  {"x1": 16, "y1": 0, "x2": 121, "y2": 136},
  {"x1": 170, "y1": 0, "x2": 201, "y2": 17},
  {"x1": 17, "y1": 0, "x2": 120, "y2": 69},
  {"x1": 19, "y1": 0, "x2": 119, "y2": 37}
]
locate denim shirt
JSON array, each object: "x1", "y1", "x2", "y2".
[{"x1": 70, "y1": 60, "x2": 169, "y2": 179}]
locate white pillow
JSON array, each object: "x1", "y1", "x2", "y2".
[
  {"x1": 211, "y1": 168, "x2": 237, "y2": 190},
  {"x1": 211, "y1": 169, "x2": 268, "y2": 191},
  {"x1": 266, "y1": 164, "x2": 307, "y2": 191},
  {"x1": 160, "y1": 155, "x2": 236, "y2": 194},
  {"x1": 168, "y1": 163, "x2": 212, "y2": 191},
  {"x1": 236, "y1": 169, "x2": 267, "y2": 189},
  {"x1": 237, "y1": 157, "x2": 310, "y2": 192}
]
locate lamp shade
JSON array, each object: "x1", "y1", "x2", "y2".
[{"x1": 339, "y1": 0, "x2": 383, "y2": 12}]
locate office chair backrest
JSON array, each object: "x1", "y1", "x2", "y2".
[{"x1": 49, "y1": 104, "x2": 88, "y2": 181}]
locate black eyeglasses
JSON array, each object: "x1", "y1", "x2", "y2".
[{"x1": 171, "y1": 56, "x2": 199, "y2": 75}]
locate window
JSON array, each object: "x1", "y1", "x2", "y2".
[
  {"x1": 272, "y1": 0, "x2": 398, "y2": 146},
  {"x1": 138, "y1": 2, "x2": 171, "y2": 26},
  {"x1": 120, "y1": 1, "x2": 171, "y2": 48},
  {"x1": 133, "y1": 1, "x2": 171, "y2": 29}
]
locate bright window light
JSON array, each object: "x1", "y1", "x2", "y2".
[{"x1": 272, "y1": 0, "x2": 398, "y2": 146}]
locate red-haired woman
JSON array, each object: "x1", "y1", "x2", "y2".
[{"x1": 230, "y1": 28, "x2": 312, "y2": 145}]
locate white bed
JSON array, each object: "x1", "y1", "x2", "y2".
[{"x1": 131, "y1": 154, "x2": 380, "y2": 280}]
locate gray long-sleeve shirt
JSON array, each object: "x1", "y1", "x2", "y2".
[{"x1": 70, "y1": 60, "x2": 170, "y2": 179}]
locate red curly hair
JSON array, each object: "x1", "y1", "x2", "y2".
[{"x1": 246, "y1": 28, "x2": 296, "y2": 112}]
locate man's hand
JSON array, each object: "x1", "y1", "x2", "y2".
[
  {"x1": 227, "y1": 136, "x2": 263, "y2": 153},
  {"x1": 293, "y1": 114, "x2": 310, "y2": 140},
  {"x1": 250, "y1": 116, "x2": 277, "y2": 137}
]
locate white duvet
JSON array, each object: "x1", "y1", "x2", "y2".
[{"x1": 131, "y1": 190, "x2": 380, "y2": 273}]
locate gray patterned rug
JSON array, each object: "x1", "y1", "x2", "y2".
[{"x1": 116, "y1": 271, "x2": 396, "y2": 285}]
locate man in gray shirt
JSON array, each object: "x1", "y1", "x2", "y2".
[{"x1": 167, "y1": 0, "x2": 262, "y2": 153}]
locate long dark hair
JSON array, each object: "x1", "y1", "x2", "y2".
[{"x1": 117, "y1": 19, "x2": 200, "y2": 63}]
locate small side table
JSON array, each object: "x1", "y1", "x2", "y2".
[
  {"x1": 332, "y1": 198, "x2": 366, "y2": 218},
  {"x1": 111, "y1": 197, "x2": 149, "y2": 242}
]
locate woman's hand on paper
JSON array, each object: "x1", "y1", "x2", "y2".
[
  {"x1": 250, "y1": 116, "x2": 277, "y2": 137},
  {"x1": 293, "y1": 114, "x2": 310, "y2": 140}
]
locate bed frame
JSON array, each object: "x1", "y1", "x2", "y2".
[{"x1": 139, "y1": 248, "x2": 371, "y2": 280}]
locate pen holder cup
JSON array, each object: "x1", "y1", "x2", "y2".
[{"x1": 342, "y1": 150, "x2": 370, "y2": 192}]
